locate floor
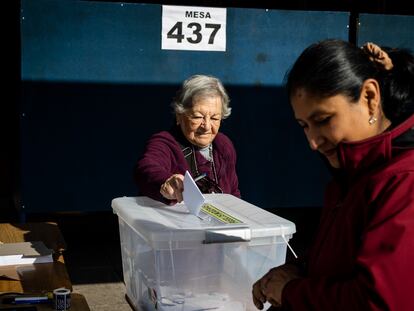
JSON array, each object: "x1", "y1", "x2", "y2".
[
  {"x1": 61, "y1": 213, "x2": 133, "y2": 311},
  {"x1": 20, "y1": 206, "x2": 320, "y2": 311}
]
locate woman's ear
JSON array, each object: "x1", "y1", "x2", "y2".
[
  {"x1": 361, "y1": 78, "x2": 381, "y2": 116},
  {"x1": 175, "y1": 113, "x2": 182, "y2": 125}
]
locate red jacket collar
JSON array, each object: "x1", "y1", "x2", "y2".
[{"x1": 337, "y1": 114, "x2": 414, "y2": 180}]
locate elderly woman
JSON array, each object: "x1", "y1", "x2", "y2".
[{"x1": 135, "y1": 74, "x2": 240, "y2": 204}]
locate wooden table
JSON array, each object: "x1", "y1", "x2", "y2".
[{"x1": 0, "y1": 222, "x2": 90, "y2": 311}]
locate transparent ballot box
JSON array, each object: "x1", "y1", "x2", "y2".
[{"x1": 112, "y1": 194, "x2": 295, "y2": 311}]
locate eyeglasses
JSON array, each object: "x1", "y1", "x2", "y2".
[
  {"x1": 195, "y1": 174, "x2": 223, "y2": 194},
  {"x1": 186, "y1": 114, "x2": 222, "y2": 127}
]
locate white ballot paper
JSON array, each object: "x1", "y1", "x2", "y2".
[{"x1": 183, "y1": 170, "x2": 205, "y2": 216}]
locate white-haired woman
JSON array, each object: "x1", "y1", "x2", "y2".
[{"x1": 135, "y1": 74, "x2": 240, "y2": 204}]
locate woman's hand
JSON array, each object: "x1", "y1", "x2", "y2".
[
  {"x1": 252, "y1": 263, "x2": 301, "y2": 309},
  {"x1": 160, "y1": 174, "x2": 185, "y2": 203}
]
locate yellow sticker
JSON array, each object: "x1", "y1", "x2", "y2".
[{"x1": 201, "y1": 203, "x2": 242, "y2": 224}]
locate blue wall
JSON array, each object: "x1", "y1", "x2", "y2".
[
  {"x1": 20, "y1": 0, "x2": 351, "y2": 212},
  {"x1": 358, "y1": 14, "x2": 414, "y2": 49}
]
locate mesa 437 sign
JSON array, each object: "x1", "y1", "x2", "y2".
[{"x1": 162, "y1": 5, "x2": 227, "y2": 52}]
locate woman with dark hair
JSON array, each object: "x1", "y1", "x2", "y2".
[
  {"x1": 252, "y1": 39, "x2": 414, "y2": 310},
  {"x1": 135, "y1": 74, "x2": 240, "y2": 204}
]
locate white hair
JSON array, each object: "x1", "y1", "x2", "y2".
[{"x1": 172, "y1": 75, "x2": 231, "y2": 118}]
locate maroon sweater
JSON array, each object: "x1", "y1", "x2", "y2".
[
  {"x1": 135, "y1": 127, "x2": 240, "y2": 204},
  {"x1": 280, "y1": 114, "x2": 414, "y2": 311}
]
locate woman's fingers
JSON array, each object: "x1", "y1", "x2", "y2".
[
  {"x1": 160, "y1": 183, "x2": 174, "y2": 199},
  {"x1": 160, "y1": 174, "x2": 185, "y2": 202},
  {"x1": 170, "y1": 175, "x2": 184, "y2": 202},
  {"x1": 252, "y1": 264, "x2": 301, "y2": 309},
  {"x1": 260, "y1": 264, "x2": 302, "y2": 307},
  {"x1": 252, "y1": 279, "x2": 267, "y2": 310}
]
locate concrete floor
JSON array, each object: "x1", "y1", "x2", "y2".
[
  {"x1": 58, "y1": 212, "x2": 133, "y2": 311},
  {"x1": 66, "y1": 254, "x2": 132, "y2": 310}
]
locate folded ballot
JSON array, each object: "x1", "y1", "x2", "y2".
[{"x1": 0, "y1": 241, "x2": 53, "y2": 266}]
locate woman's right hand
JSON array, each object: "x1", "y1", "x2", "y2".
[
  {"x1": 160, "y1": 174, "x2": 185, "y2": 203},
  {"x1": 252, "y1": 263, "x2": 301, "y2": 309}
]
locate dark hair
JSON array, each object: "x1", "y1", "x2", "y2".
[{"x1": 286, "y1": 39, "x2": 414, "y2": 124}]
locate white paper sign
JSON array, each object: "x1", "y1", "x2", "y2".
[{"x1": 162, "y1": 5, "x2": 226, "y2": 51}]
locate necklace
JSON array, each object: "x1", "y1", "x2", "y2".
[
  {"x1": 209, "y1": 144, "x2": 219, "y2": 184},
  {"x1": 191, "y1": 144, "x2": 219, "y2": 184}
]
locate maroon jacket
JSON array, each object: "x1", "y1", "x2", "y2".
[
  {"x1": 282, "y1": 114, "x2": 414, "y2": 311},
  {"x1": 135, "y1": 127, "x2": 240, "y2": 204}
]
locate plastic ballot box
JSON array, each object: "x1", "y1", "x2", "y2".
[{"x1": 112, "y1": 194, "x2": 295, "y2": 311}]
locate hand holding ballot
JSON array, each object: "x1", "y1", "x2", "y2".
[
  {"x1": 160, "y1": 174, "x2": 185, "y2": 203},
  {"x1": 160, "y1": 171, "x2": 205, "y2": 216}
]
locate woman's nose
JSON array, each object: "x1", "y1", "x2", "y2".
[
  {"x1": 306, "y1": 130, "x2": 324, "y2": 151},
  {"x1": 309, "y1": 139, "x2": 319, "y2": 150},
  {"x1": 200, "y1": 117, "x2": 211, "y2": 130}
]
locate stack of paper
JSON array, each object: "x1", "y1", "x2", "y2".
[{"x1": 0, "y1": 241, "x2": 53, "y2": 266}]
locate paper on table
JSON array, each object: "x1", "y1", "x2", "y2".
[
  {"x1": 183, "y1": 170, "x2": 205, "y2": 216},
  {"x1": 0, "y1": 241, "x2": 53, "y2": 266}
]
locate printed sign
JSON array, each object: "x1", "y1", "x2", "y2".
[
  {"x1": 162, "y1": 5, "x2": 226, "y2": 51},
  {"x1": 201, "y1": 203, "x2": 243, "y2": 224}
]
